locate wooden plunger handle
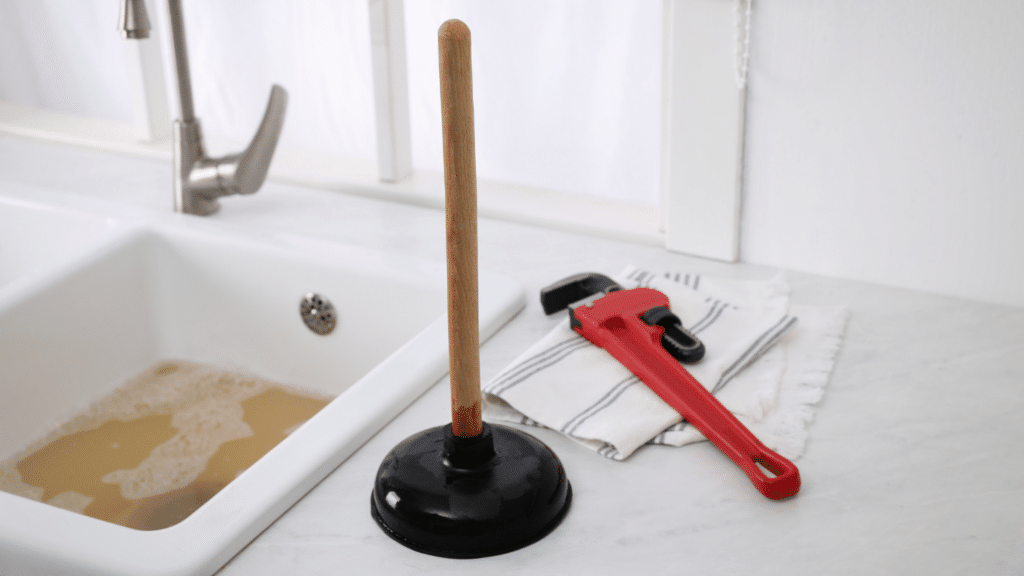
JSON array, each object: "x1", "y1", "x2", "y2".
[{"x1": 440, "y1": 19, "x2": 482, "y2": 438}]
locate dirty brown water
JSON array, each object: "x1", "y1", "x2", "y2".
[{"x1": 0, "y1": 360, "x2": 333, "y2": 530}]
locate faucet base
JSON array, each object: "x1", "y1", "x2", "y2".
[
  {"x1": 177, "y1": 196, "x2": 220, "y2": 217},
  {"x1": 173, "y1": 120, "x2": 219, "y2": 216}
]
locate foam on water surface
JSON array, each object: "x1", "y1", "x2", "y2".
[{"x1": 0, "y1": 360, "x2": 333, "y2": 530}]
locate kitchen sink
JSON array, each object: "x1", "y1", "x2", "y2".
[{"x1": 0, "y1": 198, "x2": 524, "y2": 576}]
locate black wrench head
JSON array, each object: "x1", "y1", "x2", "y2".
[{"x1": 539, "y1": 273, "x2": 623, "y2": 315}]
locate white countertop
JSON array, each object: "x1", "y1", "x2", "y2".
[{"x1": 2, "y1": 135, "x2": 1022, "y2": 575}]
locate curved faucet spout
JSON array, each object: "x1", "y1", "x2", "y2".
[
  {"x1": 175, "y1": 85, "x2": 288, "y2": 215},
  {"x1": 174, "y1": 83, "x2": 288, "y2": 215},
  {"x1": 229, "y1": 84, "x2": 288, "y2": 195},
  {"x1": 188, "y1": 84, "x2": 288, "y2": 198}
]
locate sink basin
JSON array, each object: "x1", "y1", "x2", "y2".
[
  {"x1": 0, "y1": 185, "x2": 122, "y2": 291},
  {"x1": 0, "y1": 211, "x2": 524, "y2": 575}
]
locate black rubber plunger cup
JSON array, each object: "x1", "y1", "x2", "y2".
[
  {"x1": 370, "y1": 422, "x2": 572, "y2": 558},
  {"x1": 370, "y1": 19, "x2": 571, "y2": 558}
]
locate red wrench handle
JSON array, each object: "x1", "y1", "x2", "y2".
[{"x1": 573, "y1": 290, "x2": 800, "y2": 500}]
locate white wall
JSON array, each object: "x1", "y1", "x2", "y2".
[
  {"x1": 741, "y1": 0, "x2": 1024, "y2": 308},
  {"x1": 0, "y1": 1, "x2": 134, "y2": 122}
]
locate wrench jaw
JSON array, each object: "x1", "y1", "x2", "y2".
[
  {"x1": 541, "y1": 273, "x2": 705, "y2": 364},
  {"x1": 539, "y1": 272, "x2": 622, "y2": 315},
  {"x1": 568, "y1": 288, "x2": 678, "y2": 374},
  {"x1": 568, "y1": 288, "x2": 670, "y2": 338}
]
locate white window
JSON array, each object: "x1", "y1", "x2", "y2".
[{"x1": 0, "y1": 0, "x2": 746, "y2": 261}]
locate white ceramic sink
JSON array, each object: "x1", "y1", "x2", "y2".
[{"x1": 0, "y1": 199, "x2": 524, "y2": 576}]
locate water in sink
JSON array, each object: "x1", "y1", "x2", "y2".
[{"x1": 0, "y1": 360, "x2": 333, "y2": 531}]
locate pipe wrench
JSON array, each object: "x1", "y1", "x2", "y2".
[{"x1": 541, "y1": 273, "x2": 800, "y2": 500}]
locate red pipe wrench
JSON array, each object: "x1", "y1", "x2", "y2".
[{"x1": 541, "y1": 273, "x2": 800, "y2": 500}]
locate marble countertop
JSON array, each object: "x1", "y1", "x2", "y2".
[{"x1": 2, "y1": 135, "x2": 1022, "y2": 575}]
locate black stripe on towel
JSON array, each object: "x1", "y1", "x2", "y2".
[
  {"x1": 712, "y1": 315, "x2": 798, "y2": 394},
  {"x1": 689, "y1": 300, "x2": 725, "y2": 334},
  {"x1": 597, "y1": 443, "x2": 620, "y2": 459},
  {"x1": 487, "y1": 336, "x2": 585, "y2": 388},
  {"x1": 626, "y1": 269, "x2": 646, "y2": 288},
  {"x1": 561, "y1": 376, "x2": 641, "y2": 436},
  {"x1": 693, "y1": 301, "x2": 729, "y2": 335},
  {"x1": 486, "y1": 336, "x2": 592, "y2": 396}
]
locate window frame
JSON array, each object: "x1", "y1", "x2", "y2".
[{"x1": 0, "y1": 0, "x2": 744, "y2": 257}]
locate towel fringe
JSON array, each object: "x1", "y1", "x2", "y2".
[{"x1": 763, "y1": 306, "x2": 849, "y2": 459}]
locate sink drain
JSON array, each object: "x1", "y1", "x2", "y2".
[{"x1": 299, "y1": 293, "x2": 337, "y2": 335}]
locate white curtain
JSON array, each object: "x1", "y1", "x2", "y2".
[
  {"x1": 0, "y1": 0, "x2": 134, "y2": 121},
  {"x1": 405, "y1": 1, "x2": 661, "y2": 205},
  {"x1": 0, "y1": 0, "x2": 661, "y2": 206}
]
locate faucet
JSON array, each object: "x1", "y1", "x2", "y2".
[{"x1": 119, "y1": 0, "x2": 288, "y2": 216}]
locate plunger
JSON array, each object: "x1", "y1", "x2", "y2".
[{"x1": 370, "y1": 20, "x2": 572, "y2": 558}]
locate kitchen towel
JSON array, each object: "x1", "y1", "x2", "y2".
[{"x1": 482, "y1": 267, "x2": 848, "y2": 461}]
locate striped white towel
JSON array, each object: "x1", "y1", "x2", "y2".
[{"x1": 482, "y1": 267, "x2": 847, "y2": 461}]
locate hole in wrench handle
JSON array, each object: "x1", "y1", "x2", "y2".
[{"x1": 749, "y1": 449, "x2": 801, "y2": 500}]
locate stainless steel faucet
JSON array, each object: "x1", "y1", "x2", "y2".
[{"x1": 120, "y1": 0, "x2": 288, "y2": 216}]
